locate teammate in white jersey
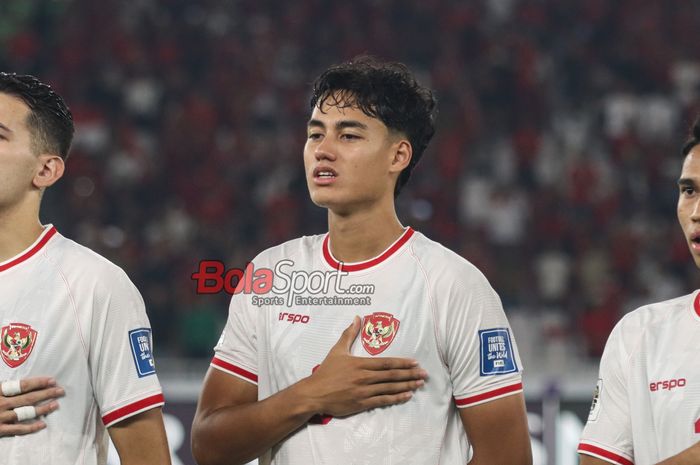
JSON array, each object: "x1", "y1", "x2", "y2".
[
  {"x1": 0, "y1": 73, "x2": 170, "y2": 464},
  {"x1": 191, "y1": 56, "x2": 532, "y2": 465},
  {"x1": 578, "y1": 121, "x2": 700, "y2": 465}
]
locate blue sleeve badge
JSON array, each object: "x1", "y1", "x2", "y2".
[
  {"x1": 479, "y1": 328, "x2": 517, "y2": 376},
  {"x1": 129, "y1": 328, "x2": 156, "y2": 377}
]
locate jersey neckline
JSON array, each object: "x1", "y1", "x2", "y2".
[
  {"x1": 0, "y1": 224, "x2": 57, "y2": 273},
  {"x1": 322, "y1": 227, "x2": 415, "y2": 272}
]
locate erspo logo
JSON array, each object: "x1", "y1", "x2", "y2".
[{"x1": 649, "y1": 378, "x2": 687, "y2": 392}]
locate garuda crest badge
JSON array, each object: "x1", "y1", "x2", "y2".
[
  {"x1": 1, "y1": 323, "x2": 38, "y2": 368},
  {"x1": 361, "y1": 312, "x2": 400, "y2": 355}
]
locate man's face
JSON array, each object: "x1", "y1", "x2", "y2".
[
  {"x1": 303, "y1": 99, "x2": 403, "y2": 214},
  {"x1": 0, "y1": 92, "x2": 39, "y2": 211},
  {"x1": 677, "y1": 145, "x2": 700, "y2": 267}
]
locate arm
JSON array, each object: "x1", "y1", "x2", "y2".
[
  {"x1": 109, "y1": 407, "x2": 170, "y2": 465},
  {"x1": 580, "y1": 442, "x2": 700, "y2": 465},
  {"x1": 460, "y1": 392, "x2": 532, "y2": 465},
  {"x1": 0, "y1": 377, "x2": 64, "y2": 437},
  {"x1": 191, "y1": 316, "x2": 427, "y2": 465}
]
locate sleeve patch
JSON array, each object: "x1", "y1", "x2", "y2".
[
  {"x1": 129, "y1": 328, "x2": 156, "y2": 377},
  {"x1": 479, "y1": 328, "x2": 517, "y2": 376},
  {"x1": 588, "y1": 379, "x2": 602, "y2": 422}
]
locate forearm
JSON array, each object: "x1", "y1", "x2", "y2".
[
  {"x1": 192, "y1": 378, "x2": 318, "y2": 465},
  {"x1": 657, "y1": 442, "x2": 700, "y2": 465}
]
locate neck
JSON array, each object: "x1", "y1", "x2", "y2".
[
  {"x1": 327, "y1": 198, "x2": 406, "y2": 263},
  {"x1": 0, "y1": 197, "x2": 44, "y2": 263}
]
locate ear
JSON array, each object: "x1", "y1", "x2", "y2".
[
  {"x1": 32, "y1": 154, "x2": 65, "y2": 189},
  {"x1": 388, "y1": 139, "x2": 412, "y2": 174}
]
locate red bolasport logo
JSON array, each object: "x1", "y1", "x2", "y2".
[
  {"x1": 191, "y1": 259, "x2": 375, "y2": 307},
  {"x1": 361, "y1": 312, "x2": 400, "y2": 356},
  {"x1": 1, "y1": 323, "x2": 38, "y2": 368}
]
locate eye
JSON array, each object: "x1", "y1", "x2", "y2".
[
  {"x1": 340, "y1": 133, "x2": 360, "y2": 140},
  {"x1": 307, "y1": 133, "x2": 323, "y2": 141},
  {"x1": 681, "y1": 186, "x2": 696, "y2": 196}
]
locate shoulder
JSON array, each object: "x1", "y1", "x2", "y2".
[
  {"x1": 617, "y1": 292, "x2": 694, "y2": 332},
  {"x1": 408, "y1": 231, "x2": 492, "y2": 290},
  {"x1": 47, "y1": 233, "x2": 137, "y2": 293}
]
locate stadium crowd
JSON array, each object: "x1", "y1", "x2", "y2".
[{"x1": 3, "y1": 0, "x2": 700, "y2": 363}]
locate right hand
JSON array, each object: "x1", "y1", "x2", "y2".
[
  {"x1": 299, "y1": 316, "x2": 428, "y2": 418},
  {"x1": 0, "y1": 377, "x2": 65, "y2": 437}
]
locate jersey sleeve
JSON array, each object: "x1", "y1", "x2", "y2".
[
  {"x1": 442, "y1": 270, "x2": 524, "y2": 408},
  {"x1": 89, "y1": 268, "x2": 164, "y2": 428},
  {"x1": 211, "y1": 270, "x2": 259, "y2": 385},
  {"x1": 578, "y1": 320, "x2": 634, "y2": 465}
]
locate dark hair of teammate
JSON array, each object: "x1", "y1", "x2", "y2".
[
  {"x1": 310, "y1": 56, "x2": 437, "y2": 197},
  {"x1": 0, "y1": 72, "x2": 74, "y2": 160}
]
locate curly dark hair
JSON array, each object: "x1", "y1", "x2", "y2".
[
  {"x1": 310, "y1": 56, "x2": 437, "y2": 197},
  {"x1": 0, "y1": 72, "x2": 74, "y2": 160}
]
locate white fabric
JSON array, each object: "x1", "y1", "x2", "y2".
[
  {"x1": 579, "y1": 291, "x2": 700, "y2": 465},
  {"x1": 214, "y1": 228, "x2": 524, "y2": 465},
  {"x1": 1, "y1": 380, "x2": 21, "y2": 397},
  {"x1": 0, "y1": 225, "x2": 164, "y2": 465}
]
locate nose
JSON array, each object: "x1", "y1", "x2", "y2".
[
  {"x1": 692, "y1": 198, "x2": 700, "y2": 222},
  {"x1": 314, "y1": 137, "x2": 337, "y2": 162}
]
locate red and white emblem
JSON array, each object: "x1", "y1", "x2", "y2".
[
  {"x1": 1, "y1": 323, "x2": 38, "y2": 368},
  {"x1": 361, "y1": 312, "x2": 400, "y2": 355}
]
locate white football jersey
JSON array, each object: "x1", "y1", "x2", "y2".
[
  {"x1": 213, "y1": 227, "x2": 524, "y2": 465},
  {"x1": 579, "y1": 291, "x2": 700, "y2": 465},
  {"x1": 0, "y1": 225, "x2": 164, "y2": 465}
]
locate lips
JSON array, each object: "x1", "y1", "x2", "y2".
[
  {"x1": 689, "y1": 231, "x2": 700, "y2": 252},
  {"x1": 312, "y1": 166, "x2": 337, "y2": 185}
]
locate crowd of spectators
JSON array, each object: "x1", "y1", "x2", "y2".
[{"x1": 3, "y1": 0, "x2": 700, "y2": 364}]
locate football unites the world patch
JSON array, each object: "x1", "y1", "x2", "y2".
[
  {"x1": 1, "y1": 323, "x2": 38, "y2": 368},
  {"x1": 361, "y1": 312, "x2": 400, "y2": 355},
  {"x1": 479, "y1": 328, "x2": 517, "y2": 376},
  {"x1": 129, "y1": 328, "x2": 156, "y2": 377}
]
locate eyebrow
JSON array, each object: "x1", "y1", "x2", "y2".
[
  {"x1": 678, "y1": 178, "x2": 696, "y2": 187},
  {"x1": 307, "y1": 119, "x2": 369, "y2": 131}
]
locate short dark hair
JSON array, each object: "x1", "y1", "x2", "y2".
[
  {"x1": 310, "y1": 56, "x2": 437, "y2": 197},
  {"x1": 0, "y1": 72, "x2": 74, "y2": 160}
]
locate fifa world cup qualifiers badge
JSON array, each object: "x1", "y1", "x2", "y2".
[
  {"x1": 479, "y1": 328, "x2": 517, "y2": 376},
  {"x1": 129, "y1": 328, "x2": 156, "y2": 377}
]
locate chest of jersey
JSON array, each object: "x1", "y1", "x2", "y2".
[{"x1": 630, "y1": 314, "x2": 700, "y2": 459}]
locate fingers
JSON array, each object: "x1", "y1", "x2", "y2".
[
  {"x1": 2, "y1": 386, "x2": 65, "y2": 410},
  {"x1": 361, "y1": 367, "x2": 428, "y2": 384},
  {"x1": 0, "y1": 400, "x2": 59, "y2": 424},
  {"x1": 358, "y1": 392, "x2": 415, "y2": 412},
  {"x1": 335, "y1": 316, "x2": 361, "y2": 353},
  {"x1": 0, "y1": 419, "x2": 47, "y2": 437},
  {"x1": 18, "y1": 377, "x2": 57, "y2": 394},
  {"x1": 360, "y1": 356, "x2": 420, "y2": 371}
]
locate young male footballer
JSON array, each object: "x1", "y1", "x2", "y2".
[
  {"x1": 578, "y1": 120, "x2": 700, "y2": 465},
  {"x1": 0, "y1": 73, "x2": 170, "y2": 464},
  {"x1": 192, "y1": 56, "x2": 532, "y2": 465}
]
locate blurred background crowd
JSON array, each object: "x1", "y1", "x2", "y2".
[{"x1": 4, "y1": 0, "x2": 700, "y2": 369}]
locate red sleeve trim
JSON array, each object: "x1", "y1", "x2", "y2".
[
  {"x1": 102, "y1": 393, "x2": 165, "y2": 427},
  {"x1": 211, "y1": 356, "x2": 258, "y2": 384},
  {"x1": 578, "y1": 443, "x2": 634, "y2": 465},
  {"x1": 455, "y1": 382, "x2": 523, "y2": 407},
  {"x1": 0, "y1": 226, "x2": 57, "y2": 273}
]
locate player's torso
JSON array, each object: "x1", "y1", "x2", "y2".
[
  {"x1": 0, "y1": 238, "x2": 100, "y2": 464},
  {"x1": 629, "y1": 295, "x2": 700, "y2": 463},
  {"x1": 252, "y1": 232, "x2": 465, "y2": 465}
]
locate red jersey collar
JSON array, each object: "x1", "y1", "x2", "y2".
[
  {"x1": 694, "y1": 291, "x2": 700, "y2": 318},
  {"x1": 0, "y1": 225, "x2": 57, "y2": 273},
  {"x1": 322, "y1": 227, "x2": 415, "y2": 272}
]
